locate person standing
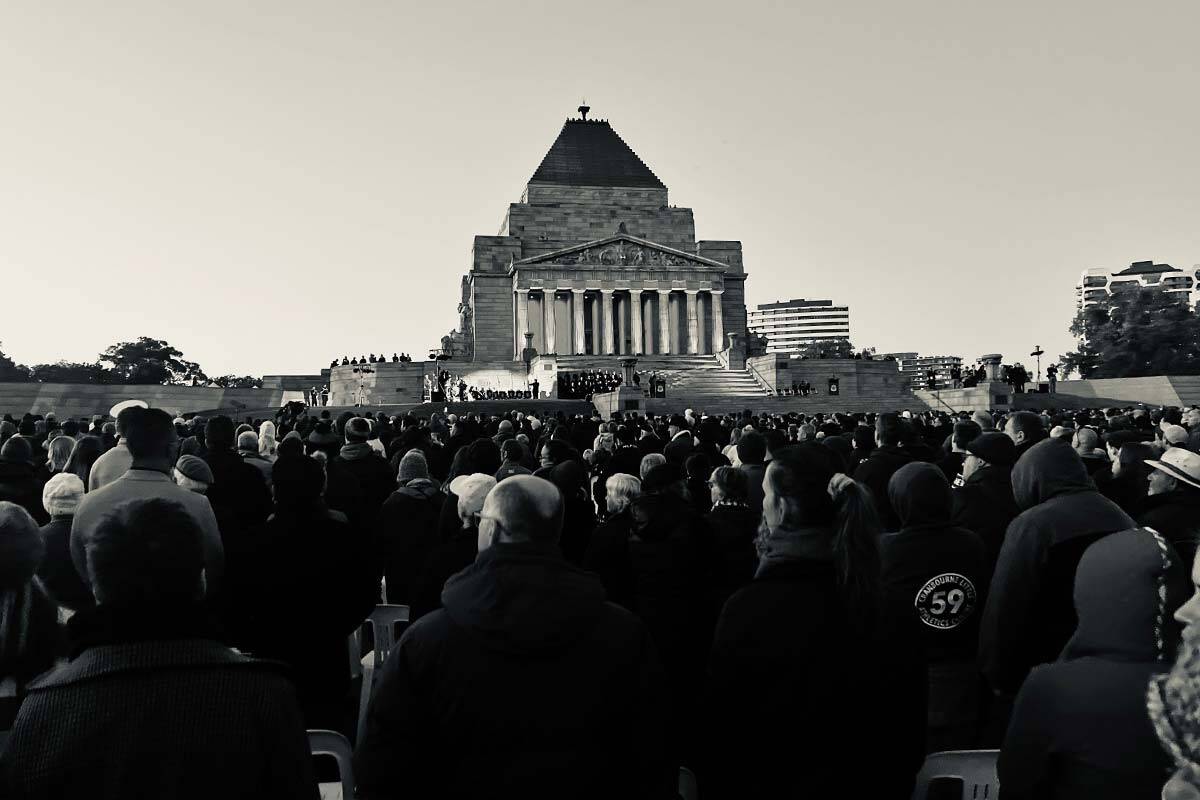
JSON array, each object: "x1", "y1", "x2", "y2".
[{"x1": 1046, "y1": 364, "x2": 1058, "y2": 394}]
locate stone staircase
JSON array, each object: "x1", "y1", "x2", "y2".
[{"x1": 554, "y1": 355, "x2": 771, "y2": 397}]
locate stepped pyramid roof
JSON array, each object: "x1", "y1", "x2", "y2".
[{"x1": 529, "y1": 117, "x2": 665, "y2": 189}]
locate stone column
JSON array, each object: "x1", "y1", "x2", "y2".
[
  {"x1": 572, "y1": 289, "x2": 586, "y2": 355},
  {"x1": 589, "y1": 292, "x2": 601, "y2": 355},
  {"x1": 543, "y1": 290, "x2": 556, "y2": 354},
  {"x1": 615, "y1": 293, "x2": 627, "y2": 354},
  {"x1": 657, "y1": 289, "x2": 671, "y2": 354},
  {"x1": 710, "y1": 289, "x2": 725, "y2": 353},
  {"x1": 685, "y1": 289, "x2": 700, "y2": 354},
  {"x1": 630, "y1": 290, "x2": 644, "y2": 354},
  {"x1": 695, "y1": 292, "x2": 707, "y2": 355},
  {"x1": 601, "y1": 289, "x2": 616, "y2": 355},
  {"x1": 515, "y1": 289, "x2": 529, "y2": 359}
]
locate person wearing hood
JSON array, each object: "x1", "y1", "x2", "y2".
[
  {"x1": 852, "y1": 413, "x2": 914, "y2": 530},
  {"x1": 979, "y1": 439, "x2": 1136, "y2": 698},
  {"x1": 950, "y1": 432, "x2": 1021, "y2": 576},
  {"x1": 1140, "y1": 447, "x2": 1200, "y2": 569},
  {"x1": 220, "y1": 454, "x2": 376, "y2": 733},
  {"x1": 706, "y1": 444, "x2": 926, "y2": 799},
  {"x1": 411, "y1": 472, "x2": 496, "y2": 621},
  {"x1": 1000, "y1": 528, "x2": 1187, "y2": 799},
  {"x1": 326, "y1": 417, "x2": 395, "y2": 529},
  {"x1": 377, "y1": 449, "x2": 445, "y2": 606},
  {"x1": 882, "y1": 462, "x2": 988, "y2": 752},
  {"x1": 0, "y1": 437, "x2": 49, "y2": 525},
  {"x1": 354, "y1": 476, "x2": 672, "y2": 799}
]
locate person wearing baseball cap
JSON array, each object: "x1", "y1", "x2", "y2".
[
  {"x1": 951, "y1": 432, "x2": 1021, "y2": 575},
  {"x1": 409, "y1": 472, "x2": 497, "y2": 621},
  {"x1": 1139, "y1": 447, "x2": 1200, "y2": 569}
]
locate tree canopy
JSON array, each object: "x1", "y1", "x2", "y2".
[
  {"x1": 1061, "y1": 289, "x2": 1200, "y2": 378},
  {"x1": 99, "y1": 337, "x2": 207, "y2": 385},
  {"x1": 796, "y1": 338, "x2": 857, "y2": 359}
]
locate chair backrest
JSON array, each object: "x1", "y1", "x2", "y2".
[
  {"x1": 356, "y1": 657, "x2": 376, "y2": 747},
  {"x1": 678, "y1": 766, "x2": 698, "y2": 800},
  {"x1": 911, "y1": 750, "x2": 1000, "y2": 800},
  {"x1": 308, "y1": 729, "x2": 354, "y2": 800},
  {"x1": 365, "y1": 604, "x2": 410, "y2": 668},
  {"x1": 347, "y1": 628, "x2": 362, "y2": 681}
]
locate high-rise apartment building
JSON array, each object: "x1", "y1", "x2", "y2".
[
  {"x1": 747, "y1": 298, "x2": 850, "y2": 357},
  {"x1": 1076, "y1": 261, "x2": 1199, "y2": 310}
]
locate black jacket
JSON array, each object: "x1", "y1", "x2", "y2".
[
  {"x1": 951, "y1": 465, "x2": 1021, "y2": 576},
  {"x1": 703, "y1": 502, "x2": 760, "y2": 609},
  {"x1": 585, "y1": 509, "x2": 636, "y2": 610},
  {"x1": 410, "y1": 524, "x2": 478, "y2": 622},
  {"x1": 979, "y1": 441, "x2": 1135, "y2": 695},
  {"x1": 0, "y1": 458, "x2": 48, "y2": 525},
  {"x1": 706, "y1": 557, "x2": 926, "y2": 799},
  {"x1": 852, "y1": 445, "x2": 914, "y2": 530},
  {"x1": 354, "y1": 543, "x2": 672, "y2": 800},
  {"x1": 221, "y1": 504, "x2": 377, "y2": 731},
  {"x1": 1138, "y1": 489, "x2": 1200, "y2": 569},
  {"x1": 327, "y1": 443, "x2": 395, "y2": 528},
  {"x1": 37, "y1": 516, "x2": 94, "y2": 612},
  {"x1": 999, "y1": 529, "x2": 1187, "y2": 800},
  {"x1": 377, "y1": 479, "x2": 445, "y2": 606},
  {"x1": 202, "y1": 448, "x2": 272, "y2": 538},
  {"x1": 882, "y1": 463, "x2": 989, "y2": 664}
]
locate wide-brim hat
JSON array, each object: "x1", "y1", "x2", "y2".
[{"x1": 1146, "y1": 447, "x2": 1200, "y2": 491}]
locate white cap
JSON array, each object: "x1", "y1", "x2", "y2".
[
  {"x1": 450, "y1": 473, "x2": 497, "y2": 520},
  {"x1": 109, "y1": 399, "x2": 148, "y2": 419}
]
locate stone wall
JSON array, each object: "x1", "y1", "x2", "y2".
[
  {"x1": 471, "y1": 273, "x2": 516, "y2": 361},
  {"x1": 0, "y1": 383, "x2": 286, "y2": 418},
  {"x1": 328, "y1": 363, "x2": 430, "y2": 406},
  {"x1": 746, "y1": 357, "x2": 912, "y2": 404}
]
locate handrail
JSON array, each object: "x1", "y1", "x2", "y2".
[{"x1": 744, "y1": 359, "x2": 775, "y2": 395}]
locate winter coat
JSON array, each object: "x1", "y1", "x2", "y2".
[
  {"x1": 354, "y1": 543, "x2": 672, "y2": 800},
  {"x1": 410, "y1": 524, "x2": 479, "y2": 622},
  {"x1": 202, "y1": 448, "x2": 272, "y2": 538},
  {"x1": 703, "y1": 502, "x2": 760, "y2": 609},
  {"x1": 951, "y1": 464, "x2": 1021, "y2": 576},
  {"x1": 327, "y1": 442, "x2": 395, "y2": 527},
  {"x1": 1138, "y1": 489, "x2": 1200, "y2": 569},
  {"x1": 1095, "y1": 468, "x2": 1150, "y2": 518},
  {"x1": 584, "y1": 509, "x2": 636, "y2": 610},
  {"x1": 998, "y1": 528, "x2": 1187, "y2": 799},
  {"x1": 979, "y1": 440, "x2": 1135, "y2": 695},
  {"x1": 37, "y1": 516, "x2": 94, "y2": 611},
  {"x1": 738, "y1": 462, "x2": 766, "y2": 513},
  {"x1": 376, "y1": 479, "x2": 445, "y2": 606},
  {"x1": 706, "y1": 557, "x2": 927, "y2": 799},
  {"x1": 852, "y1": 445, "x2": 914, "y2": 530},
  {"x1": 883, "y1": 463, "x2": 989, "y2": 664},
  {"x1": 0, "y1": 611, "x2": 318, "y2": 799},
  {"x1": 220, "y1": 503, "x2": 377, "y2": 731},
  {"x1": 0, "y1": 458, "x2": 48, "y2": 525}
]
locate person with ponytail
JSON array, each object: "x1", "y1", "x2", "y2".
[{"x1": 705, "y1": 443, "x2": 926, "y2": 799}]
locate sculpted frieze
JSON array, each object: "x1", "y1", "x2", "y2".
[{"x1": 548, "y1": 241, "x2": 699, "y2": 268}]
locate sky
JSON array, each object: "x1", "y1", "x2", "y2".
[{"x1": 2, "y1": 0, "x2": 1199, "y2": 378}]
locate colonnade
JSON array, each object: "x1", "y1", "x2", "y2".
[{"x1": 514, "y1": 287, "x2": 724, "y2": 357}]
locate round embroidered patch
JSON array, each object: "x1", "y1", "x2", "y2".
[{"x1": 914, "y1": 572, "x2": 977, "y2": 630}]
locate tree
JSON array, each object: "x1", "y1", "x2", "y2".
[
  {"x1": 27, "y1": 361, "x2": 113, "y2": 384},
  {"x1": 210, "y1": 375, "x2": 263, "y2": 389},
  {"x1": 1062, "y1": 289, "x2": 1200, "y2": 378},
  {"x1": 796, "y1": 338, "x2": 856, "y2": 359},
  {"x1": 0, "y1": 343, "x2": 30, "y2": 382},
  {"x1": 99, "y1": 337, "x2": 207, "y2": 385}
]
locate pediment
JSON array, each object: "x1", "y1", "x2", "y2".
[{"x1": 514, "y1": 234, "x2": 726, "y2": 270}]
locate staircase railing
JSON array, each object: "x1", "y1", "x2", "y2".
[{"x1": 744, "y1": 359, "x2": 775, "y2": 396}]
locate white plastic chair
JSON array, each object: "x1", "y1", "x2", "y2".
[
  {"x1": 308, "y1": 729, "x2": 354, "y2": 800},
  {"x1": 678, "y1": 766, "x2": 698, "y2": 800},
  {"x1": 911, "y1": 750, "x2": 1000, "y2": 800},
  {"x1": 362, "y1": 604, "x2": 409, "y2": 669}
]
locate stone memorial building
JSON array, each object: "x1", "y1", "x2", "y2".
[{"x1": 456, "y1": 107, "x2": 749, "y2": 363}]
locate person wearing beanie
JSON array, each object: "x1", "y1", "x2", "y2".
[
  {"x1": 173, "y1": 455, "x2": 214, "y2": 495},
  {"x1": 951, "y1": 431, "x2": 1021, "y2": 575},
  {"x1": 200, "y1": 415, "x2": 271, "y2": 542},
  {"x1": 410, "y1": 473, "x2": 496, "y2": 621},
  {"x1": 0, "y1": 437, "x2": 48, "y2": 525},
  {"x1": 219, "y1": 455, "x2": 376, "y2": 732},
  {"x1": 324, "y1": 416, "x2": 395, "y2": 529},
  {"x1": 38, "y1": 473, "x2": 93, "y2": 612},
  {"x1": 236, "y1": 431, "x2": 273, "y2": 487},
  {"x1": 1001, "y1": 528, "x2": 1187, "y2": 798},
  {"x1": 377, "y1": 449, "x2": 444, "y2": 606}
]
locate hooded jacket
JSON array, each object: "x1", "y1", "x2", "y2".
[
  {"x1": 979, "y1": 440, "x2": 1135, "y2": 695},
  {"x1": 882, "y1": 463, "x2": 988, "y2": 664},
  {"x1": 852, "y1": 445, "x2": 914, "y2": 530},
  {"x1": 0, "y1": 458, "x2": 48, "y2": 525},
  {"x1": 327, "y1": 441, "x2": 395, "y2": 526},
  {"x1": 354, "y1": 543, "x2": 671, "y2": 800},
  {"x1": 376, "y1": 479, "x2": 445, "y2": 606},
  {"x1": 998, "y1": 528, "x2": 1187, "y2": 799},
  {"x1": 951, "y1": 463, "x2": 1020, "y2": 576},
  {"x1": 1138, "y1": 488, "x2": 1200, "y2": 570}
]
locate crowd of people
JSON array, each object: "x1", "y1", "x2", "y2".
[
  {"x1": 331, "y1": 354, "x2": 415, "y2": 367},
  {"x1": 3, "y1": 397, "x2": 1200, "y2": 797},
  {"x1": 557, "y1": 369, "x2": 628, "y2": 400}
]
